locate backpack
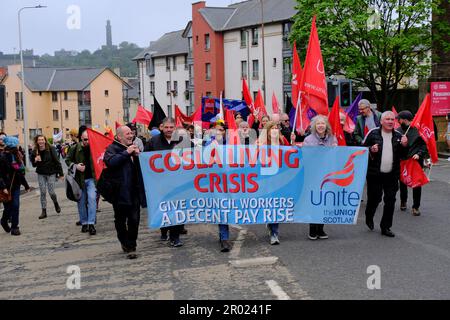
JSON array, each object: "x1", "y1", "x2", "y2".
[
  {"x1": 66, "y1": 164, "x2": 82, "y2": 202},
  {"x1": 96, "y1": 167, "x2": 120, "y2": 204}
]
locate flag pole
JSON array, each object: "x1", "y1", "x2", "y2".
[{"x1": 292, "y1": 93, "x2": 303, "y2": 134}]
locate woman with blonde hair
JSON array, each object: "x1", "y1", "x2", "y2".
[
  {"x1": 258, "y1": 121, "x2": 295, "y2": 245},
  {"x1": 303, "y1": 115, "x2": 337, "y2": 240}
]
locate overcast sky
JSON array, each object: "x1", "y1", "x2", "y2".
[{"x1": 0, "y1": 0, "x2": 236, "y2": 55}]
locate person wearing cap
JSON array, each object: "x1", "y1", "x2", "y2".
[
  {"x1": 354, "y1": 99, "x2": 382, "y2": 145},
  {"x1": 397, "y1": 110, "x2": 428, "y2": 216},
  {"x1": 126, "y1": 123, "x2": 144, "y2": 152}
]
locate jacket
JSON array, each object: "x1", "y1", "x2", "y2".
[
  {"x1": 363, "y1": 128, "x2": 408, "y2": 177},
  {"x1": 30, "y1": 146, "x2": 64, "y2": 177},
  {"x1": 303, "y1": 133, "x2": 338, "y2": 147},
  {"x1": 397, "y1": 126, "x2": 428, "y2": 161},
  {"x1": 0, "y1": 150, "x2": 30, "y2": 191},
  {"x1": 354, "y1": 110, "x2": 382, "y2": 145},
  {"x1": 65, "y1": 142, "x2": 96, "y2": 188},
  {"x1": 103, "y1": 142, "x2": 146, "y2": 207},
  {"x1": 145, "y1": 134, "x2": 179, "y2": 152}
]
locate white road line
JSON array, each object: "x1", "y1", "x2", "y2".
[
  {"x1": 230, "y1": 256, "x2": 278, "y2": 268},
  {"x1": 265, "y1": 280, "x2": 291, "y2": 300}
]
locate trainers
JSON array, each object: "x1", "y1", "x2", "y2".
[
  {"x1": 170, "y1": 239, "x2": 183, "y2": 247},
  {"x1": 400, "y1": 202, "x2": 407, "y2": 211},
  {"x1": 308, "y1": 233, "x2": 318, "y2": 240},
  {"x1": 317, "y1": 230, "x2": 328, "y2": 240},
  {"x1": 1, "y1": 218, "x2": 11, "y2": 233},
  {"x1": 81, "y1": 225, "x2": 88, "y2": 233},
  {"x1": 10, "y1": 228, "x2": 21, "y2": 236},
  {"x1": 270, "y1": 234, "x2": 280, "y2": 245},
  {"x1": 220, "y1": 240, "x2": 231, "y2": 252},
  {"x1": 412, "y1": 208, "x2": 421, "y2": 216},
  {"x1": 88, "y1": 225, "x2": 96, "y2": 235}
]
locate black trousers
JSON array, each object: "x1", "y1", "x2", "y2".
[
  {"x1": 161, "y1": 225, "x2": 183, "y2": 241},
  {"x1": 113, "y1": 197, "x2": 141, "y2": 250},
  {"x1": 400, "y1": 182, "x2": 422, "y2": 209},
  {"x1": 365, "y1": 173, "x2": 399, "y2": 230}
]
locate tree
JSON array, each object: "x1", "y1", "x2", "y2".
[{"x1": 290, "y1": 0, "x2": 450, "y2": 111}]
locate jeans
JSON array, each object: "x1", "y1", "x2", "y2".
[
  {"x1": 77, "y1": 179, "x2": 97, "y2": 225},
  {"x1": 268, "y1": 223, "x2": 279, "y2": 236},
  {"x1": 219, "y1": 224, "x2": 229, "y2": 240},
  {"x1": 2, "y1": 187, "x2": 20, "y2": 229}
]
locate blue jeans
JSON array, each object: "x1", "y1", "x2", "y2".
[
  {"x1": 2, "y1": 187, "x2": 20, "y2": 229},
  {"x1": 77, "y1": 179, "x2": 97, "y2": 225},
  {"x1": 218, "y1": 224, "x2": 229, "y2": 240},
  {"x1": 268, "y1": 223, "x2": 279, "y2": 236}
]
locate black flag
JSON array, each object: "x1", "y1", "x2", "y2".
[
  {"x1": 285, "y1": 94, "x2": 294, "y2": 116},
  {"x1": 149, "y1": 96, "x2": 167, "y2": 129}
]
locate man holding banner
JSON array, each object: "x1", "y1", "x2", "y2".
[
  {"x1": 363, "y1": 111, "x2": 409, "y2": 237},
  {"x1": 104, "y1": 126, "x2": 145, "y2": 260}
]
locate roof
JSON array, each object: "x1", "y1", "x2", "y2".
[
  {"x1": 17, "y1": 67, "x2": 129, "y2": 92},
  {"x1": 125, "y1": 78, "x2": 140, "y2": 99},
  {"x1": 199, "y1": 0, "x2": 297, "y2": 31},
  {"x1": 133, "y1": 30, "x2": 188, "y2": 61}
]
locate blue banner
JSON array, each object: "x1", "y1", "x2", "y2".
[{"x1": 139, "y1": 146, "x2": 368, "y2": 229}]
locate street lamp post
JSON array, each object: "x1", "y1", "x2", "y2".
[
  {"x1": 260, "y1": 0, "x2": 267, "y2": 102},
  {"x1": 18, "y1": 5, "x2": 47, "y2": 168}
]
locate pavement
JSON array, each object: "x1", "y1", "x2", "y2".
[{"x1": 0, "y1": 160, "x2": 449, "y2": 300}]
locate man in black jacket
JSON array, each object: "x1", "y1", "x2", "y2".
[
  {"x1": 145, "y1": 117, "x2": 184, "y2": 247},
  {"x1": 104, "y1": 126, "x2": 145, "y2": 259},
  {"x1": 363, "y1": 111, "x2": 409, "y2": 237},
  {"x1": 397, "y1": 110, "x2": 428, "y2": 216}
]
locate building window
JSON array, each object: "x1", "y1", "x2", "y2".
[
  {"x1": 283, "y1": 23, "x2": 292, "y2": 50},
  {"x1": 253, "y1": 92, "x2": 258, "y2": 101},
  {"x1": 273, "y1": 58, "x2": 277, "y2": 68},
  {"x1": 15, "y1": 92, "x2": 23, "y2": 120},
  {"x1": 166, "y1": 57, "x2": 170, "y2": 71},
  {"x1": 184, "y1": 55, "x2": 188, "y2": 70},
  {"x1": 79, "y1": 110, "x2": 92, "y2": 127},
  {"x1": 123, "y1": 107, "x2": 130, "y2": 123},
  {"x1": 185, "y1": 81, "x2": 190, "y2": 101},
  {"x1": 173, "y1": 56, "x2": 177, "y2": 71},
  {"x1": 188, "y1": 37, "x2": 193, "y2": 54},
  {"x1": 206, "y1": 63, "x2": 211, "y2": 81},
  {"x1": 53, "y1": 110, "x2": 59, "y2": 121},
  {"x1": 150, "y1": 82, "x2": 155, "y2": 95},
  {"x1": 252, "y1": 28, "x2": 259, "y2": 46},
  {"x1": 241, "y1": 61, "x2": 248, "y2": 79},
  {"x1": 167, "y1": 81, "x2": 171, "y2": 95},
  {"x1": 145, "y1": 54, "x2": 154, "y2": 76},
  {"x1": 167, "y1": 106, "x2": 172, "y2": 118},
  {"x1": 173, "y1": 81, "x2": 178, "y2": 96},
  {"x1": 105, "y1": 109, "x2": 110, "y2": 117},
  {"x1": 104, "y1": 90, "x2": 109, "y2": 97},
  {"x1": 283, "y1": 58, "x2": 292, "y2": 84},
  {"x1": 29, "y1": 129, "x2": 42, "y2": 140},
  {"x1": 189, "y1": 65, "x2": 194, "y2": 86},
  {"x1": 252, "y1": 60, "x2": 259, "y2": 79},
  {"x1": 65, "y1": 110, "x2": 69, "y2": 120},
  {"x1": 64, "y1": 91, "x2": 68, "y2": 100},
  {"x1": 52, "y1": 92, "x2": 58, "y2": 102},
  {"x1": 205, "y1": 34, "x2": 210, "y2": 51},
  {"x1": 240, "y1": 30, "x2": 247, "y2": 47}
]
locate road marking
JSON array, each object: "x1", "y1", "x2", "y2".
[
  {"x1": 265, "y1": 280, "x2": 291, "y2": 300},
  {"x1": 229, "y1": 256, "x2": 278, "y2": 268},
  {"x1": 230, "y1": 227, "x2": 247, "y2": 259}
]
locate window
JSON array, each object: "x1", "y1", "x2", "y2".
[
  {"x1": 173, "y1": 81, "x2": 178, "y2": 96},
  {"x1": 150, "y1": 82, "x2": 155, "y2": 95},
  {"x1": 79, "y1": 110, "x2": 92, "y2": 127},
  {"x1": 189, "y1": 65, "x2": 194, "y2": 86},
  {"x1": 173, "y1": 56, "x2": 177, "y2": 71},
  {"x1": 167, "y1": 106, "x2": 172, "y2": 118},
  {"x1": 283, "y1": 23, "x2": 292, "y2": 50},
  {"x1": 65, "y1": 110, "x2": 69, "y2": 120},
  {"x1": 205, "y1": 34, "x2": 210, "y2": 51},
  {"x1": 123, "y1": 107, "x2": 130, "y2": 123},
  {"x1": 241, "y1": 61, "x2": 248, "y2": 79},
  {"x1": 283, "y1": 59, "x2": 292, "y2": 84},
  {"x1": 15, "y1": 92, "x2": 23, "y2": 120},
  {"x1": 185, "y1": 81, "x2": 190, "y2": 92},
  {"x1": 29, "y1": 129, "x2": 42, "y2": 140},
  {"x1": 196, "y1": 35, "x2": 199, "y2": 44},
  {"x1": 252, "y1": 28, "x2": 259, "y2": 46},
  {"x1": 206, "y1": 63, "x2": 211, "y2": 81},
  {"x1": 64, "y1": 91, "x2": 68, "y2": 100},
  {"x1": 252, "y1": 60, "x2": 259, "y2": 79},
  {"x1": 240, "y1": 30, "x2": 247, "y2": 47},
  {"x1": 52, "y1": 92, "x2": 58, "y2": 102},
  {"x1": 188, "y1": 37, "x2": 193, "y2": 54},
  {"x1": 145, "y1": 54, "x2": 154, "y2": 76},
  {"x1": 53, "y1": 110, "x2": 59, "y2": 121},
  {"x1": 184, "y1": 55, "x2": 188, "y2": 70},
  {"x1": 105, "y1": 109, "x2": 110, "y2": 117},
  {"x1": 167, "y1": 81, "x2": 171, "y2": 95},
  {"x1": 273, "y1": 58, "x2": 277, "y2": 68},
  {"x1": 104, "y1": 90, "x2": 109, "y2": 97},
  {"x1": 166, "y1": 57, "x2": 170, "y2": 71},
  {"x1": 253, "y1": 92, "x2": 258, "y2": 101}
]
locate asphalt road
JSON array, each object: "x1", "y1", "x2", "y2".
[{"x1": 1, "y1": 159, "x2": 449, "y2": 300}]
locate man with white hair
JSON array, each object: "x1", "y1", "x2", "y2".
[
  {"x1": 104, "y1": 126, "x2": 146, "y2": 259},
  {"x1": 354, "y1": 99, "x2": 382, "y2": 145},
  {"x1": 363, "y1": 111, "x2": 409, "y2": 237}
]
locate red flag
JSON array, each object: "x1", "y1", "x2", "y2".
[
  {"x1": 300, "y1": 16, "x2": 329, "y2": 116},
  {"x1": 364, "y1": 125, "x2": 369, "y2": 137},
  {"x1": 132, "y1": 105, "x2": 153, "y2": 127},
  {"x1": 392, "y1": 106, "x2": 401, "y2": 129},
  {"x1": 176, "y1": 104, "x2": 202, "y2": 127},
  {"x1": 115, "y1": 121, "x2": 122, "y2": 130},
  {"x1": 86, "y1": 128, "x2": 114, "y2": 180},
  {"x1": 410, "y1": 94, "x2": 438, "y2": 163},
  {"x1": 292, "y1": 42, "x2": 303, "y2": 110},
  {"x1": 105, "y1": 128, "x2": 114, "y2": 140},
  {"x1": 400, "y1": 159, "x2": 430, "y2": 188},
  {"x1": 329, "y1": 97, "x2": 346, "y2": 146},
  {"x1": 225, "y1": 109, "x2": 240, "y2": 145},
  {"x1": 254, "y1": 90, "x2": 268, "y2": 120},
  {"x1": 242, "y1": 78, "x2": 254, "y2": 112},
  {"x1": 272, "y1": 92, "x2": 280, "y2": 115}
]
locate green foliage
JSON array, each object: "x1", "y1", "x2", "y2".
[
  {"x1": 290, "y1": 0, "x2": 450, "y2": 110},
  {"x1": 38, "y1": 42, "x2": 143, "y2": 77}
]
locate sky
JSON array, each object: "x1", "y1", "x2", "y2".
[{"x1": 0, "y1": 0, "x2": 236, "y2": 56}]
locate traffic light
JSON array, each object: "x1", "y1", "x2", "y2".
[{"x1": 339, "y1": 80, "x2": 352, "y2": 107}]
